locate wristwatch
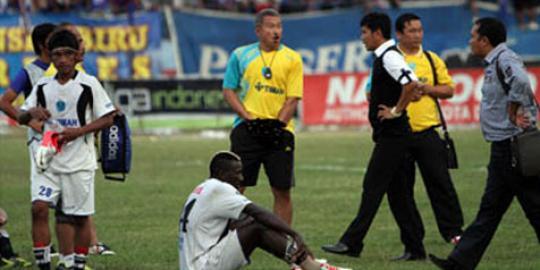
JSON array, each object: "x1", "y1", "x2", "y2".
[{"x1": 390, "y1": 107, "x2": 402, "y2": 118}]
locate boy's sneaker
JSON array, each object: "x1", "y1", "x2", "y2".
[
  {"x1": 56, "y1": 263, "x2": 73, "y2": 270},
  {"x1": 50, "y1": 245, "x2": 59, "y2": 258},
  {"x1": 89, "y1": 243, "x2": 115, "y2": 256},
  {"x1": 55, "y1": 262, "x2": 91, "y2": 270},
  {"x1": 9, "y1": 256, "x2": 32, "y2": 268},
  {"x1": 0, "y1": 258, "x2": 14, "y2": 269},
  {"x1": 320, "y1": 262, "x2": 352, "y2": 270}
]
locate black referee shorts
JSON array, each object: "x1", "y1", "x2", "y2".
[{"x1": 230, "y1": 123, "x2": 295, "y2": 190}]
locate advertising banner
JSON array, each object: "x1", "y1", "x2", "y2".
[
  {"x1": 302, "y1": 67, "x2": 540, "y2": 126},
  {"x1": 107, "y1": 79, "x2": 229, "y2": 115},
  {"x1": 174, "y1": 7, "x2": 540, "y2": 77},
  {"x1": 0, "y1": 12, "x2": 162, "y2": 93}
]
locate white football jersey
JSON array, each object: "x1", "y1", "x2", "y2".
[
  {"x1": 179, "y1": 178, "x2": 251, "y2": 270},
  {"x1": 22, "y1": 71, "x2": 115, "y2": 173}
]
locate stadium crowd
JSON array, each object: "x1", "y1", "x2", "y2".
[{"x1": 1, "y1": 0, "x2": 538, "y2": 30}]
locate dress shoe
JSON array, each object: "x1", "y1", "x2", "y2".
[
  {"x1": 429, "y1": 254, "x2": 461, "y2": 270},
  {"x1": 390, "y1": 252, "x2": 426, "y2": 261},
  {"x1": 321, "y1": 242, "x2": 360, "y2": 257}
]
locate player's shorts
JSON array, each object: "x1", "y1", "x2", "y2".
[
  {"x1": 28, "y1": 142, "x2": 39, "y2": 183},
  {"x1": 230, "y1": 122, "x2": 295, "y2": 189},
  {"x1": 31, "y1": 169, "x2": 95, "y2": 216},
  {"x1": 199, "y1": 230, "x2": 248, "y2": 270}
]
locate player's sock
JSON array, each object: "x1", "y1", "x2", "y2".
[
  {"x1": 33, "y1": 242, "x2": 51, "y2": 270},
  {"x1": 74, "y1": 247, "x2": 88, "y2": 270},
  {"x1": 0, "y1": 230, "x2": 16, "y2": 259}
]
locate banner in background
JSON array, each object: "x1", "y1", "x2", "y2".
[
  {"x1": 106, "y1": 79, "x2": 229, "y2": 115},
  {"x1": 0, "y1": 12, "x2": 162, "y2": 93},
  {"x1": 174, "y1": 6, "x2": 540, "y2": 77},
  {"x1": 302, "y1": 67, "x2": 540, "y2": 126}
]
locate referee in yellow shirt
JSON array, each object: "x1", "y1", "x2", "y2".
[
  {"x1": 393, "y1": 13, "x2": 464, "y2": 260},
  {"x1": 223, "y1": 8, "x2": 303, "y2": 226}
]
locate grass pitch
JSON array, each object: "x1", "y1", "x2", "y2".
[{"x1": 1, "y1": 129, "x2": 539, "y2": 270}]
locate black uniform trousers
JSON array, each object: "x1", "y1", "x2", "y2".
[
  {"x1": 388, "y1": 128, "x2": 464, "y2": 252},
  {"x1": 339, "y1": 135, "x2": 425, "y2": 255},
  {"x1": 449, "y1": 139, "x2": 540, "y2": 269}
]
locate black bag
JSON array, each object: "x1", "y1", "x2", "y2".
[
  {"x1": 511, "y1": 129, "x2": 540, "y2": 177},
  {"x1": 494, "y1": 51, "x2": 540, "y2": 176},
  {"x1": 100, "y1": 113, "x2": 132, "y2": 181},
  {"x1": 425, "y1": 51, "x2": 459, "y2": 169},
  {"x1": 443, "y1": 131, "x2": 459, "y2": 169}
]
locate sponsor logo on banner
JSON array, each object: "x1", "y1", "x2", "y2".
[
  {"x1": 302, "y1": 67, "x2": 540, "y2": 126},
  {"x1": 108, "y1": 79, "x2": 229, "y2": 114}
]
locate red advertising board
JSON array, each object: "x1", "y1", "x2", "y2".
[{"x1": 302, "y1": 67, "x2": 540, "y2": 126}]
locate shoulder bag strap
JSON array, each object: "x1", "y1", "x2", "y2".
[
  {"x1": 495, "y1": 51, "x2": 540, "y2": 112},
  {"x1": 423, "y1": 50, "x2": 449, "y2": 134}
]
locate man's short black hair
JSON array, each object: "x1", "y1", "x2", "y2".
[
  {"x1": 47, "y1": 30, "x2": 79, "y2": 52},
  {"x1": 32, "y1": 23, "x2": 56, "y2": 55},
  {"x1": 255, "y1": 8, "x2": 280, "y2": 27},
  {"x1": 395, "y1": 13, "x2": 421, "y2": 33},
  {"x1": 209, "y1": 151, "x2": 241, "y2": 178},
  {"x1": 360, "y1": 12, "x2": 391, "y2": 39},
  {"x1": 475, "y1": 17, "x2": 506, "y2": 47}
]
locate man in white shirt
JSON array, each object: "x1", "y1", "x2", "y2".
[
  {"x1": 322, "y1": 12, "x2": 423, "y2": 259},
  {"x1": 179, "y1": 151, "x2": 350, "y2": 270},
  {"x1": 17, "y1": 29, "x2": 115, "y2": 270}
]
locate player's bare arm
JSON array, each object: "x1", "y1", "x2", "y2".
[
  {"x1": 0, "y1": 89, "x2": 20, "y2": 120},
  {"x1": 277, "y1": 97, "x2": 300, "y2": 124},
  {"x1": 378, "y1": 81, "x2": 418, "y2": 120},
  {"x1": 1, "y1": 89, "x2": 46, "y2": 132},
  {"x1": 242, "y1": 203, "x2": 303, "y2": 245},
  {"x1": 59, "y1": 111, "x2": 116, "y2": 144},
  {"x1": 223, "y1": 88, "x2": 253, "y2": 120}
]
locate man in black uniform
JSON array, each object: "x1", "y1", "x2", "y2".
[{"x1": 321, "y1": 12, "x2": 422, "y2": 258}]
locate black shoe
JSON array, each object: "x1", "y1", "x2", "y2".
[
  {"x1": 391, "y1": 252, "x2": 426, "y2": 261},
  {"x1": 50, "y1": 245, "x2": 59, "y2": 258},
  {"x1": 429, "y1": 254, "x2": 457, "y2": 270},
  {"x1": 321, "y1": 242, "x2": 360, "y2": 257}
]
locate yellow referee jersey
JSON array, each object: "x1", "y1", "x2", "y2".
[
  {"x1": 401, "y1": 47, "x2": 455, "y2": 132},
  {"x1": 223, "y1": 43, "x2": 303, "y2": 133}
]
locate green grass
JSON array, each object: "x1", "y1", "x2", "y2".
[
  {"x1": 127, "y1": 115, "x2": 234, "y2": 131},
  {"x1": 1, "y1": 129, "x2": 540, "y2": 270}
]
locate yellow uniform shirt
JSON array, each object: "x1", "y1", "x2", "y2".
[
  {"x1": 402, "y1": 48, "x2": 455, "y2": 132},
  {"x1": 223, "y1": 43, "x2": 303, "y2": 133}
]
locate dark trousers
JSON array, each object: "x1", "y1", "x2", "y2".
[
  {"x1": 449, "y1": 140, "x2": 540, "y2": 269},
  {"x1": 340, "y1": 135, "x2": 424, "y2": 255},
  {"x1": 388, "y1": 128, "x2": 464, "y2": 252}
]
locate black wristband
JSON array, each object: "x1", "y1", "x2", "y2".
[{"x1": 18, "y1": 112, "x2": 31, "y2": 125}]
